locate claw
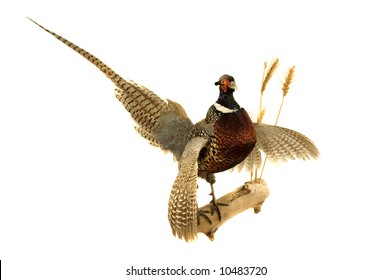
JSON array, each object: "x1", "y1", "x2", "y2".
[
  {"x1": 209, "y1": 199, "x2": 228, "y2": 221},
  {"x1": 198, "y1": 209, "x2": 212, "y2": 225}
]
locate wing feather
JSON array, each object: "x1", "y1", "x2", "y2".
[
  {"x1": 254, "y1": 123, "x2": 319, "y2": 162},
  {"x1": 168, "y1": 137, "x2": 208, "y2": 242}
]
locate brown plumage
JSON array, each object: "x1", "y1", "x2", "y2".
[{"x1": 29, "y1": 18, "x2": 319, "y2": 242}]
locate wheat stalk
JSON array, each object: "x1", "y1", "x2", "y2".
[
  {"x1": 257, "y1": 59, "x2": 279, "y2": 124},
  {"x1": 252, "y1": 59, "x2": 279, "y2": 181},
  {"x1": 261, "y1": 58, "x2": 279, "y2": 94},
  {"x1": 259, "y1": 65, "x2": 296, "y2": 179},
  {"x1": 275, "y1": 65, "x2": 295, "y2": 123},
  {"x1": 282, "y1": 65, "x2": 295, "y2": 97}
]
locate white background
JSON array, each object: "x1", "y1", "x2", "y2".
[{"x1": 1, "y1": 0, "x2": 390, "y2": 279}]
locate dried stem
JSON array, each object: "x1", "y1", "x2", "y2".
[
  {"x1": 252, "y1": 59, "x2": 280, "y2": 180},
  {"x1": 261, "y1": 58, "x2": 280, "y2": 94},
  {"x1": 282, "y1": 66, "x2": 295, "y2": 97},
  {"x1": 258, "y1": 62, "x2": 268, "y2": 123},
  {"x1": 259, "y1": 66, "x2": 296, "y2": 179},
  {"x1": 257, "y1": 59, "x2": 279, "y2": 123}
]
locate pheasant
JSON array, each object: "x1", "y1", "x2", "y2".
[{"x1": 29, "y1": 18, "x2": 319, "y2": 241}]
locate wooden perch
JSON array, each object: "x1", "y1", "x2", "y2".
[{"x1": 197, "y1": 179, "x2": 269, "y2": 240}]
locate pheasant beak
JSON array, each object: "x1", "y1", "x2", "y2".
[{"x1": 228, "y1": 81, "x2": 237, "y2": 90}]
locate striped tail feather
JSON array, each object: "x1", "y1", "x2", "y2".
[{"x1": 28, "y1": 18, "x2": 169, "y2": 136}]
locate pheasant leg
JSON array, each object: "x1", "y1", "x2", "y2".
[{"x1": 209, "y1": 183, "x2": 228, "y2": 221}]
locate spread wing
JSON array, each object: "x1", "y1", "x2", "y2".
[
  {"x1": 234, "y1": 123, "x2": 319, "y2": 172},
  {"x1": 168, "y1": 137, "x2": 209, "y2": 242},
  {"x1": 254, "y1": 123, "x2": 319, "y2": 162}
]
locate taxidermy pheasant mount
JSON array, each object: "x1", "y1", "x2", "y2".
[{"x1": 28, "y1": 18, "x2": 319, "y2": 242}]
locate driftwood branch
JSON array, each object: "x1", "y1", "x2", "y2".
[{"x1": 197, "y1": 179, "x2": 269, "y2": 240}]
